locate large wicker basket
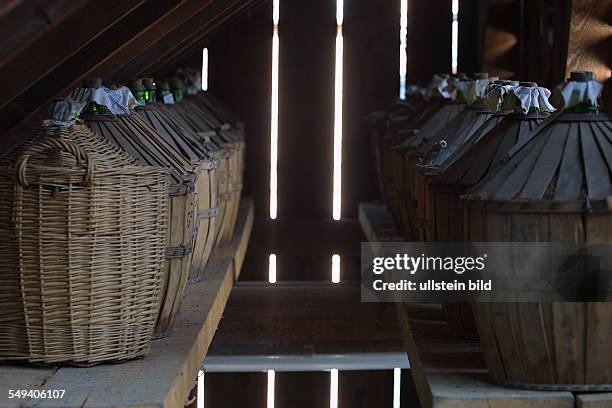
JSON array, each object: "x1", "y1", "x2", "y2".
[
  {"x1": 82, "y1": 112, "x2": 198, "y2": 338},
  {"x1": 0, "y1": 125, "x2": 168, "y2": 365}
]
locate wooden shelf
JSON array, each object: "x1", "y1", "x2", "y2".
[
  {"x1": 0, "y1": 198, "x2": 254, "y2": 408},
  {"x1": 358, "y1": 200, "x2": 611, "y2": 408}
]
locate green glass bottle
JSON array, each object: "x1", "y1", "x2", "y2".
[
  {"x1": 128, "y1": 78, "x2": 146, "y2": 105},
  {"x1": 157, "y1": 81, "x2": 175, "y2": 104},
  {"x1": 81, "y1": 78, "x2": 108, "y2": 115},
  {"x1": 142, "y1": 78, "x2": 157, "y2": 103},
  {"x1": 170, "y1": 79, "x2": 185, "y2": 103}
]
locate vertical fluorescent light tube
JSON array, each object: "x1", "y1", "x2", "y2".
[
  {"x1": 267, "y1": 370, "x2": 275, "y2": 408},
  {"x1": 330, "y1": 369, "x2": 339, "y2": 408},
  {"x1": 451, "y1": 0, "x2": 459, "y2": 74},
  {"x1": 270, "y1": 0, "x2": 280, "y2": 220},
  {"x1": 269, "y1": 254, "x2": 277, "y2": 283},
  {"x1": 201, "y1": 48, "x2": 209, "y2": 91},
  {"x1": 197, "y1": 370, "x2": 205, "y2": 408},
  {"x1": 331, "y1": 254, "x2": 341, "y2": 283},
  {"x1": 333, "y1": 0, "x2": 344, "y2": 221},
  {"x1": 393, "y1": 368, "x2": 401, "y2": 408},
  {"x1": 399, "y1": 0, "x2": 408, "y2": 100}
]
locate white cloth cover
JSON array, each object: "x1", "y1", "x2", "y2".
[
  {"x1": 454, "y1": 77, "x2": 497, "y2": 105},
  {"x1": 509, "y1": 86, "x2": 556, "y2": 114},
  {"x1": 552, "y1": 80, "x2": 603, "y2": 109},
  {"x1": 43, "y1": 99, "x2": 85, "y2": 127},
  {"x1": 484, "y1": 84, "x2": 516, "y2": 112},
  {"x1": 69, "y1": 86, "x2": 140, "y2": 115},
  {"x1": 485, "y1": 85, "x2": 555, "y2": 113},
  {"x1": 427, "y1": 74, "x2": 455, "y2": 100}
]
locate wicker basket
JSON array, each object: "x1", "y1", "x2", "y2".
[
  {"x1": 71, "y1": 81, "x2": 202, "y2": 338},
  {"x1": 82, "y1": 112, "x2": 198, "y2": 338},
  {"x1": 0, "y1": 126, "x2": 168, "y2": 365}
]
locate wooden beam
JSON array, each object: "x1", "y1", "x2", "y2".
[
  {"x1": 0, "y1": 0, "x2": 145, "y2": 111},
  {"x1": 90, "y1": 0, "x2": 218, "y2": 79},
  {"x1": 0, "y1": 0, "x2": 189, "y2": 135},
  {"x1": 155, "y1": 0, "x2": 268, "y2": 75},
  {"x1": 0, "y1": 0, "x2": 90, "y2": 68},
  {"x1": 109, "y1": 0, "x2": 254, "y2": 81}
]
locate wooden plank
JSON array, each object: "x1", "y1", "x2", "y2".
[
  {"x1": 359, "y1": 201, "x2": 577, "y2": 408},
  {"x1": 576, "y1": 393, "x2": 612, "y2": 408},
  {"x1": 209, "y1": 282, "x2": 404, "y2": 356},
  {"x1": 0, "y1": 198, "x2": 254, "y2": 408},
  {"x1": 358, "y1": 201, "x2": 404, "y2": 242}
]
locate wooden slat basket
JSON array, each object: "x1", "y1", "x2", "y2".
[
  {"x1": 0, "y1": 117, "x2": 168, "y2": 365},
  {"x1": 168, "y1": 96, "x2": 241, "y2": 247},
  {"x1": 428, "y1": 82, "x2": 554, "y2": 339},
  {"x1": 463, "y1": 74, "x2": 612, "y2": 390},
  {"x1": 131, "y1": 78, "x2": 219, "y2": 285}
]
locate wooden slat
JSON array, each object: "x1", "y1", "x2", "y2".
[{"x1": 0, "y1": 198, "x2": 254, "y2": 408}]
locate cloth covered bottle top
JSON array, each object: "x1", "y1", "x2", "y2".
[
  {"x1": 43, "y1": 98, "x2": 86, "y2": 127},
  {"x1": 453, "y1": 73, "x2": 498, "y2": 105},
  {"x1": 70, "y1": 79, "x2": 141, "y2": 115},
  {"x1": 427, "y1": 73, "x2": 455, "y2": 100},
  {"x1": 484, "y1": 81, "x2": 555, "y2": 114},
  {"x1": 551, "y1": 71, "x2": 603, "y2": 112}
]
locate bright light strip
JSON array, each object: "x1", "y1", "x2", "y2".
[
  {"x1": 399, "y1": 0, "x2": 408, "y2": 100},
  {"x1": 267, "y1": 370, "x2": 275, "y2": 408},
  {"x1": 336, "y1": 0, "x2": 344, "y2": 25},
  {"x1": 330, "y1": 369, "x2": 339, "y2": 408},
  {"x1": 273, "y1": 0, "x2": 280, "y2": 24},
  {"x1": 201, "y1": 48, "x2": 209, "y2": 91},
  {"x1": 331, "y1": 254, "x2": 340, "y2": 283},
  {"x1": 332, "y1": 6, "x2": 344, "y2": 221},
  {"x1": 393, "y1": 368, "x2": 401, "y2": 408},
  {"x1": 197, "y1": 370, "x2": 204, "y2": 408},
  {"x1": 270, "y1": 3, "x2": 280, "y2": 220},
  {"x1": 451, "y1": 0, "x2": 459, "y2": 74},
  {"x1": 269, "y1": 254, "x2": 277, "y2": 283}
]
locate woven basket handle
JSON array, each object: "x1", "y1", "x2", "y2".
[{"x1": 15, "y1": 139, "x2": 95, "y2": 187}]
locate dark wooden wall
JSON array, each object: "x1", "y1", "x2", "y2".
[
  {"x1": 203, "y1": 0, "x2": 399, "y2": 281},
  {"x1": 406, "y1": 0, "x2": 453, "y2": 82}
]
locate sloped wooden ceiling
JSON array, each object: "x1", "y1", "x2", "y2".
[{"x1": 0, "y1": 0, "x2": 269, "y2": 150}]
